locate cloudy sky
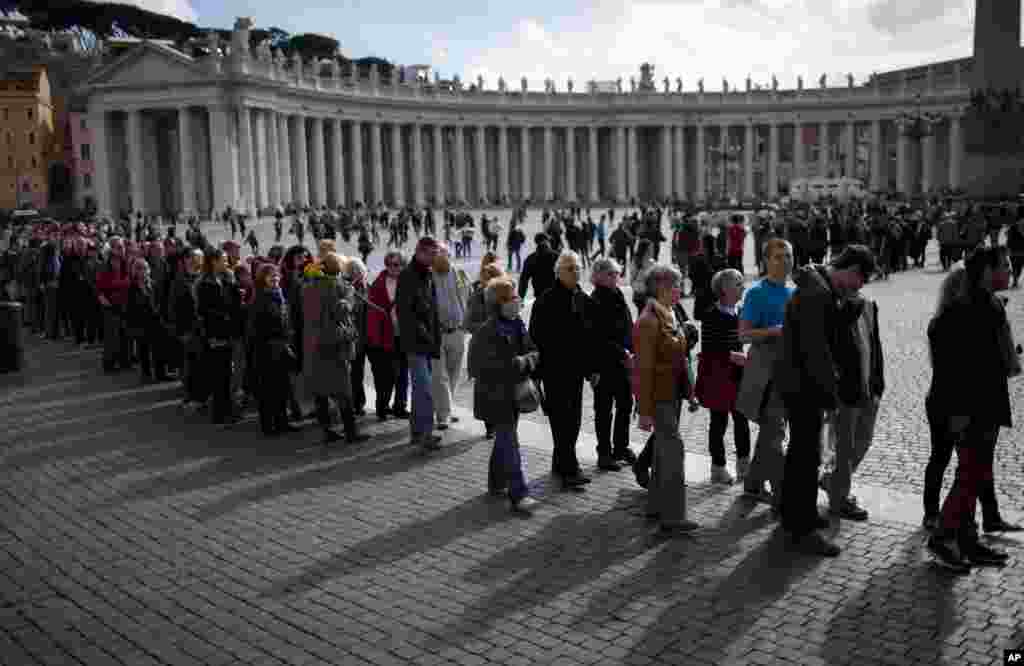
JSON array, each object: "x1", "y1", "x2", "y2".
[{"x1": 120, "y1": 0, "x2": 983, "y2": 90}]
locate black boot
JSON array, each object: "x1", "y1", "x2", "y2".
[{"x1": 342, "y1": 407, "x2": 370, "y2": 443}]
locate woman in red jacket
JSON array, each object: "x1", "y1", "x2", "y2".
[
  {"x1": 366, "y1": 250, "x2": 410, "y2": 421},
  {"x1": 95, "y1": 240, "x2": 132, "y2": 373}
]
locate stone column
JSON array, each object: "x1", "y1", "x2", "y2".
[
  {"x1": 818, "y1": 120, "x2": 829, "y2": 177},
  {"x1": 237, "y1": 105, "x2": 255, "y2": 214},
  {"x1": 474, "y1": 124, "x2": 486, "y2": 205},
  {"x1": 949, "y1": 115, "x2": 962, "y2": 191},
  {"x1": 616, "y1": 126, "x2": 627, "y2": 203},
  {"x1": 177, "y1": 106, "x2": 195, "y2": 216},
  {"x1": 543, "y1": 125, "x2": 554, "y2": 202},
  {"x1": 453, "y1": 124, "x2": 466, "y2": 204},
  {"x1": 411, "y1": 123, "x2": 424, "y2": 207},
  {"x1": 628, "y1": 125, "x2": 638, "y2": 201},
  {"x1": 253, "y1": 109, "x2": 268, "y2": 211},
  {"x1": 719, "y1": 123, "x2": 728, "y2": 199},
  {"x1": 921, "y1": 131, "x2": 936, "y2": 195},
  {"x1": 695, "y1": 123, "x2": 706, "y2": 201},
  {"x1": 520, "y1": 126, "x2": 531, "y2": 202},
  {"x1": 309, "y1": 116, "x2": 327, "y2": 207},
  {"x1": 497, "y1": 124, "x2": 510, "y2": 204},
  {"x1": 793, "y1": 120, "x2": 804, "y2": 180},
  {"x1": 565, "y1": 125, "x2": 576, "y2": 203},
  {"x1": 392, "y1": 123, "x2": 406, "y2": 207},
  {"x1": 674, "y1": 125, "x2": 685, "y2": 200},
  {"x1": 896, "y1": 129, "x2": 910, "y2": 195},
  {"x1": 266, "y1": 110, "x2": 280, "y2": 209},
  {"x1": 126, "y1": 109, "x2": 147, "y2": 214},
  {"x1": 208, "y1": 106, "x2": 238, "y2": 215},
  {"x1": 89, "y1": 109, "x2": 112, "y2": 218},
  {"x1": 432, "y1": 124, "x2": 444, "y2": 205},
  {"x1": 370, "y1": 120, "x2": 384, "y2": 206},
  {"x1": 767, "y1": 122, "x2": 779, "y2": 199},
  {"x1": 744, "y1": 122, "x2": 755, "y2": 199},
  {"x1": 870, "y1": 119, "x2": 883, "y2": 192},
  {"x1": 350, "y1": 120, "x2": 364, "y2": 205},
  {"x1": 588, "y1": 125, "x2": 599, "y2": 203},
  {"x1": 292, "y1": 114, "x2": 309, "y2": 207},
  {"x1": 278, "y1": 113, "x2": 292, "y2": 206},
  {"x1": 661, "y1": 125, "x2": 672, "y2": 200},
  {"x1": 844, "y1": 121, "x2": 856, "y2": 178},
  {"x1": 331, "y1": 117, "x2": 345, "y2": 207}
]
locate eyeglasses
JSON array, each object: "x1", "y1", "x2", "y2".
[
  {"x1": 561, "y1": 265, "x2": 580, "y2": 273},
  {"x1": 386, "y1": 262, "x2": 402, "y2": 268}
]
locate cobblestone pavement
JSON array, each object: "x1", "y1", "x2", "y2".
[{"x1": 3, "y1": 273, "x2": 1024, "y2": 666}]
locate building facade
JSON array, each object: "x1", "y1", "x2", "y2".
[
  {"x1": 80, "y1": 18, "x2": 975, "y2": 220},
  {"x1": 0, "y1": 65, "x2": 56, "y2": 210},
  {"x1": 68, "y1": 111, "x2": 95, "y2": 210}
]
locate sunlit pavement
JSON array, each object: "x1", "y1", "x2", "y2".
[{"x1": 1, "y1": 210, "x2": 1023, "y2": 665}]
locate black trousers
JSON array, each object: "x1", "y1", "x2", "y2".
[
  {"x1": 544, "y1": 373, "x2": 584, "y2": 477},
  {"x1": 258, "y1": 379, "x2": 291, "y2": 434},
  {"x1": 923, "y1": 398, "x2": 1000, "y2": 523},
  {"x1": 708, "y1": 409, "x2": 751, "y2": 467},
  {"x1": 136, "y1": 334, "x2": 167, "y2": 379},
  {"x1": 779, "y1": 404, "x2": 824, "y2": 538},
  {"x1": 350, "y1": 348, "x2": 367, "y2": 412},
  {"x1": 1012, "y1": 253, "x2": 1024, "y2": 285},
  {"x1": 367, "y1": 342, "x2": 408, "y2": 414},
  {"x1": 726, "y1": 255, "x2": 743, "y2": 273},
  {"x1": 203, "y1": 346, "x2": 233, "y2": 422},
  {"x1": 315, "y1": 394, "x2": 356, "y2": 436},
  {"x1": 593, "y1": 371, "x2": 632, "y2": 458}
]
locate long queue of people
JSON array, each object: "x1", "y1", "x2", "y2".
[{"x1": 2, "y1": 198, "x2": 1022, "y2": 572}]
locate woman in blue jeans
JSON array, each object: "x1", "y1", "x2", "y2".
[{"x1": 468, "y1": 277, "x2": 541, "y2": 515}]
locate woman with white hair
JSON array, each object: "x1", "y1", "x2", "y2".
[{"x1": 695, "y1": 268, "x2": 750, "y2": 484}]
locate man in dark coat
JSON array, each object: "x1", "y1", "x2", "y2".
[
  {"x1": 774, "y1": 244, "x2": 876, "y2": 557},
  {"x1": 529, "y1": 250, "x2": 597, "y2": 489},
  {"x1": 396, "y1": 236, "x2": 443, "y2": 450},
  {"x1": 518, "y1": 233, "x2": 558, "y2": 300}
]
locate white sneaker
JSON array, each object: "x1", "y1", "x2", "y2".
[
  {"x1": 735, "y1": 457, "x2": 750, "y2": 483},
  {"x1": 510, "y1": 497, "x2": 540, "y2": 515},
  {"x1": 710, "y1": 465, "x2": 734, "y2": 485}
]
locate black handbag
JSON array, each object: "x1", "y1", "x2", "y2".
[{"x1": 515, "y1": 377, "x2": 543, "y2": 414}]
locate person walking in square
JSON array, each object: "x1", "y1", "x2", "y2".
[
  {"x1": 775, "y1": 244, "x2": 877, "y2": 557},
  {"x1": 468, "y1": 277, "x2": 541, "y2": 514},
  {"x1": 396, "y1": 237, "x2": 443, "y2": 450},
  {"x1": 430, "y1": 243, "x2": 470, "y2": 431},
  {"x1": 635, "y1": 264, "x2": 699, "y2": 536},
  {"x1": 695, "y1": 268, "x2": 751, "y2": 485},
  {"x1": 588, "y1": 257, "x2": 637, "y2": 471}
]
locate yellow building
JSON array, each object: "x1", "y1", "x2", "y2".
[{"x1": 0, "y1": 65, "x2": 56, "y2": 210}]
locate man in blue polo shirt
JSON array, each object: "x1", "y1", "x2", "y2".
[{"x1": 736, "y1": 238, "x2": 795, "y2": 510}]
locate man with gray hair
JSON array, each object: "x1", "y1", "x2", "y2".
[
  {"x1": 430, "y1": 242, "x2": 471, "y2": 430},
  {"x1": 588, "y1": 257, "x2": 637, "y2": 470}
]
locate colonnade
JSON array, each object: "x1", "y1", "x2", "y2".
[{"x1": 87, "y1": 103, "x2": 968, "y2": 218}]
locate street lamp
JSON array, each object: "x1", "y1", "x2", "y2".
[{"x1": 708, "y1": 143, "x2": 742, "y2": 202}]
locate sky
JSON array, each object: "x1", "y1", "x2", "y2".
[{"x1": 115, "y1": 0, "x2": 985, "y2": 91}]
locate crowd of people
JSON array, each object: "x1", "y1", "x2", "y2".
[{"x1": 1, "y1": 194, "x2": 1022, "y2": 570}]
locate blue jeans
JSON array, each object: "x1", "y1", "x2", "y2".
[
  {"x1": 493, "y1": 421, "x2": 528, "y2": 502},
  {"x1": 407, "y1": 353, "x2": 435, "y2": 442}
]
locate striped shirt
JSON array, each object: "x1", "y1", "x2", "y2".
[{"x1": 700, "y1": 304, "x2": 742, "y2": 354}]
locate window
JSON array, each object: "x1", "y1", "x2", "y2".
[
  {"x1": 83, "y1": 173, "x2": 92, "y2": 189},
  {"x1": 28, "y1": 132, "x2": 34, "y2": 146},
  {"x1": 1, "y1": 108, "x2": 6, "y2": 121},
  {"x1": 27, "y1": 108, "x2": 33, "y2": 120},
  {"x1": 31, "y1": 156, "x2": 37, "y2": 168},
  {"x1": 80, "y1": 143, "x2": 91, "y2": 161},
  {"x1": 80, "y1": 117, "x2": 87, "y2": 131},
  {"x1": 6, "y1": 156, "x2": 11, "y2": 169},
  {"x1": 4, "y1": 132, "x2": 10, "y2": 146}
]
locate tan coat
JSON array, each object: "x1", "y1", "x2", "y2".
[{"x1": 634, "y1": 300, "x2": 689, "y2": 419}]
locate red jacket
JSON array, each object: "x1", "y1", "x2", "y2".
[
  {"x1": 95, "y1": 263, "x2": 131, "y2": 307},
  {"x1": 727, "y1": 224, "x2": 746, "y2": 257},
  {"x1": 366, "y1": 272, "x2": 398, "y2": 351}
]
